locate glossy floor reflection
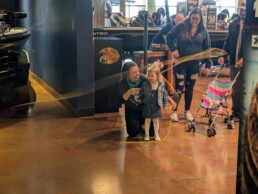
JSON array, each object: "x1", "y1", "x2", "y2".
[{"x1": 0, "y1": 72, "x2": 238, "y2": 194}]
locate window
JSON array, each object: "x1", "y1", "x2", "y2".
[
  {"x1": 126, "y1": 0, "x2": 146, "y2": 18},
  {"x1": 123, "y1": 0, "x2": 238, "y2": 19},
  {"x1": 215, "y1": 0, "x2": 238, "y2": 17}
]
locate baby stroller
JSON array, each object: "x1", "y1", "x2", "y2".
[{"x1": 187, "y1": 64, "x2": 241, "y2": 137}]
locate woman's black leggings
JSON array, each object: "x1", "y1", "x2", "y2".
[
  {"x1": 125, "y1": 107, "x2": 154, "y2": 137},
  {"x1": 173, "y1": 62, "x2": 199, "y2": 111}
]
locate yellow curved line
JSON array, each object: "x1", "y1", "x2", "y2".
[
  {"x1": 120, "y1": 119, "x2": 172, "y2": 144},
  {"x1": 13, "y1": 48, "x2": 227, "y2": 109}
]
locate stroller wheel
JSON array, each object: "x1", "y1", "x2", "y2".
[
  {"x1": 224, "y1": 117, "x2": 229, "y2": 123},
  {"x1": 186, "y1": 123, "x2": 195, "y2": 132},
  {"x1": 192, "y1": 124, "x2": 196, "y2": 132},
  {"x1": 211, "y1": 128, "x2": 216, "y2": 136},
  {"x1": 227, "y1": 123, "x2": 235, "y2": 130},
  {"x1": 186, "y1": 123, "x2": 192, "y2": 132},
  {"x1": 207, "y1": 128, "x2": 214, "y2": 137}
]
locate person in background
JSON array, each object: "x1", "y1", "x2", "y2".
[
  {"x1": 217, "y1": 2, "x2": 246, "y2": 122},
  {"x1": 217, "y1": 12, "x2": 227, "y2": 30},
  {"x1": 139, "y1": 65, "x2": 168, "y2": 141},
  {"x1": 157, "y1": 7, "x2": 166, "y2": 25},
  {"x1": 151, "y1": 12, "x2": 162, "y2": 27},
  {"x1": 150, "y1": 13, "x2": 185, "y2": 50},
  {"x1": 104, "y1": 0, "x2": 112, "y2": 27},
  {"x1": 221, "y1": 9, "x2": 230, "y2": 18},
  {"x1": 166, "y1": 7, "x2": 212, "y2": 123},
  {"x1": 217, "y1": 9, "x2": 230, "y2": 30}
]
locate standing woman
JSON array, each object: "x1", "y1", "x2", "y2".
[
  {"x1": 118, "y1": 61, "x2": 154, "y2": 137},
  {"x1": 166, "y1": 7, "x2": 212, "y2": 122}
]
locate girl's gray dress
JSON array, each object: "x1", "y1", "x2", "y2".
[{"x1": 143, "y1": 89, "x2": 162, "y2": 119}]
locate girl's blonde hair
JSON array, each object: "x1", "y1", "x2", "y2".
[{"x1": 146, "y1": 65, "x2": 164, "y2": 83}]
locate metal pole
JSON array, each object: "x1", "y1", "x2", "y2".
[
  {"x1": 165, "y1": 0, "x2": 170, "y2": 23},
  {"x1": 143, "y1": 11, "x2": 148, "y2": 70}
]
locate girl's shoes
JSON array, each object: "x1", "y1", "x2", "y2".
[
  {"x1": 144, "y1": 135, "x2": 150, "y2": 141},
  {"x1": 144, "y1": 135, "x2": 161, "y2": 141},
  {"x1": 154, "y1": 135, "x2": 161, "y2": 141}
]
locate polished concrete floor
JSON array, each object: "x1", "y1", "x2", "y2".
[{"x1": 0, "y1": 70, "x2": 239, "y2": 194}]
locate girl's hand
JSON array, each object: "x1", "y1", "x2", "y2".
[
  {"x1": 171, "y1": 101, "x2": 177, "y2": 108},
  {"x1": 129, "y1": 88, "x2": 140, "y2": 95},
  {"x1": 167, "y1": 96, "x2": 177, "y2": 107},
  {"x1": 154, "y1": 59, "x2": 164, "y2": 69}
]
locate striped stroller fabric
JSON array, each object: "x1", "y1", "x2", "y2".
[{"x1": 201, "y1": 79, "x2": 234, "y2": 110}]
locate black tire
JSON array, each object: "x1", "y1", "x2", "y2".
[
  {"x1": 207, "y1": 128, "x2": 213, "y2": 137},
  {"x1": 186, "y1": 123, "x2": 192, "y2": 132},
  {"x1": 227, "y1": 123, "x2": 235, "y2": 129},
  {"x1": 192, "y1": 124, "x2": 196, "y2": 132},
  {"x1": 224, "y1": 117, "x2": 229, "y2": 123},
  {"x1": 211, "y1": 128, "x2": 216, "y2": 136}
]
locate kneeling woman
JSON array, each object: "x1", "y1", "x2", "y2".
[{"x1": 118, "y1": 61, "x2": 154, "y2": 137}]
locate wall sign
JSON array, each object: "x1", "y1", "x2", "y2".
[
  {"x1": 206, "y1": 7, "x2": 217, "y2": 30},
  {"x1": 254, "y1": 0, "x2": 258, "y2": 17},
  {"x1": 98, "y1": 47, "x2": 120, "y2": 65},
  {"x1": 252, "y1": 35, "x2": 258, "y2": 47}
]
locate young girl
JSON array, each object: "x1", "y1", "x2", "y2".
[{"x1": 139, "y1": 65, "x2": 168, "y2": 141}]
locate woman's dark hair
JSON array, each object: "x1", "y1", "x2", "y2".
[
  {"x1": 221, "y1": 9, "x2": 229, "y2": 18},
  {"x1": 157, "y1": 7, "x2": 165, "y2": 17},
  {"x1": 217, "y1": 13, "x2": 227, "y2": 20},
  {"x1": 152, "y1": 12, "x2": 162, "y2": 26},
  {"x1": 121, "y1": 61, "x2": 138, "y2": 78},
  {"x1": 181, "y1": 8, "x2": 205, "y2": 41}
]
